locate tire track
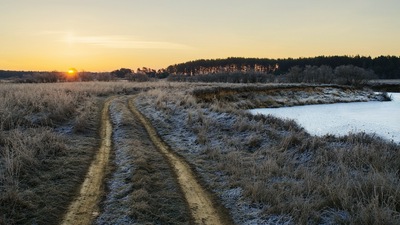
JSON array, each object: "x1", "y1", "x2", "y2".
[
  {"x1": 61, "y1": 95, "x2": 231, "y2": 225},
  {"x1": 96, "y1": 96, "x2": 192, "y2": 224},
  {"x1": 128, "y1": 97, "x2": 231, "y2": 225},
  {"x1": 61, "y1": 97, "x2": 114, "y2": 225}
]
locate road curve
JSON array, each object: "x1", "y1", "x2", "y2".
[
  {"x1": 128, "y1": 97, "x2": 230, "y2": 225},
  {"x1": 61, "y1": 95, "x2": 231, "y2": 225}
]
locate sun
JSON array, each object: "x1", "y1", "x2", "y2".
[
  {"x1": 68, "y1": 68, "x2": 77, "y2": 75},
  {"x1": 66, "y1": 68, "x2": 78, "y2": 80}
]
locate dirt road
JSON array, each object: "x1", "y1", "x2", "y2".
[
  {"x1": 128, "y1": 97, "x2": 230, "y2": 225},
  {"x1": 61, "y1": 95, "x2": 231, "y2": 225},
  {"x1": 61, "y1": 97, "x2": 114, "y2": 225}
]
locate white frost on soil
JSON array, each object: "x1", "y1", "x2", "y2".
[
  {"x1": 95, "y1": 101, "x2": 136, "y2": 225},
  {"x1": 134, "y1": 88, "x2": 391, "y2": 224},
  {"x1": 135, "y1": 96, "x2": 294, "y2": 225},
  {"x1": 251, "y1": 93, "x2": 400, "y2": 144}
]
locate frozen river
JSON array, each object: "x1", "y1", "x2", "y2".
[{"x1": 250, "y1": 93, "x2": 400, "y2": 144}]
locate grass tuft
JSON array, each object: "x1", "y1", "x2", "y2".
[{"x1": 135, "y1": 83, "x2": 400, "y2": 224}]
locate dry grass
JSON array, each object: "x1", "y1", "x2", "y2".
[
  {"x1": 1, "y1": 81, "x2": 397, "y2": 224},
  {"x1": 135, "y1": 83, "x2": 400, "y2": 224},
  {"x1": 192, "y1": 84, "x2": 388, "y2": 109},
  {"x1": 0, "y1": 81, "x2": 174, "y2": 225}
]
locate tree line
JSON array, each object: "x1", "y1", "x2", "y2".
[
  {"x1": 1, "y1": 55, "x2": 399, "y2": 84},
  {"x1": 0, "y1": 67, "x2": 168, "y2": 83},
  {"x1": 167, "y1": 65, "x2": 377, "y2": 86},
  {"x1": 166, "y1": 55, "x2": 400, "y2": 79}
]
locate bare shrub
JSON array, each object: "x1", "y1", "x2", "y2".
[
  {"x1": 283, "y1": 65, "x2": 377, "y2": 86},
  {"x1": 15, "y1": 72, "x2": 61, "y2": 83},
  {"x1": 78, "y1": 71, "x2": 97, "y2": 81},
  {"x1": 285, "y1": 66, "x2": 304, "y2": 83},
  {"x1": 334, "y1": 65, "x2": 377, "y2": 86},
  {"x1": 126, "y1": 73, "x2": 150, "y2": 82},
  {"x1": 96, "y1": 72, "x2": 114, "y2": 81}
]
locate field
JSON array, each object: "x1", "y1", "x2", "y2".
[{"x1": 0, "y1": 81, "x2": 399, "y2": 225}]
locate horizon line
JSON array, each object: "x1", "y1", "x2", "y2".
[{"x1": 1, "y1": 54, "x2": 399, "y2": 73}]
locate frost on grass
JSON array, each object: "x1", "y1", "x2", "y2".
[
  {"x1": 135, "y1": 85, "x2": 400, "y2": 225},
  {"x1": 96, "y1": 97, "x2": 191, "y2": 225},
  {"x1": 136, "y1": 94, "x2": 296, "y2": 224},
  {"x1": 96, "y1": 101, "x2": 136, "y2": 225},
  {"x1": 135, "y1": 91, "x2": 295, "y2": 224}
]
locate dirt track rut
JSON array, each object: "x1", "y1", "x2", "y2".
[
  {"x1": 61, "y1": 95, "x2": 230, "y2": 225},
  {"x1": 128, "y1": 97, "x2": 229, "y2": 225},
  {"x1": 61, "y1": 97, "x2": 114, "y2": 225}
]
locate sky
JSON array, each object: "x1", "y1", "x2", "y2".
[{"x1": 1, "y1": 0, "x2": 400, "y2": 72}]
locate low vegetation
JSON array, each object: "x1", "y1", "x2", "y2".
[
  {"x1": 191, "y1": 84, "x2": 391, "y2": 109},
  {"x1": 0, "y1": 82, "x2": 173, "y2": 224},
  {"x1": 1, "y1": 81, "x2": 398, "y2": 224},
  {"x1": 135, "y1": 84, "x2": 400, "y2": 224}
]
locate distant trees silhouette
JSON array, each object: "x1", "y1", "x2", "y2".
[
  {"x1": 1, "y1": 55, "x2": 399, "y2": 84},
  {"x1": 111, "y1": 68, "x2": 132, "y2": 78},
  {"x1": 166, "y1": 55, "x2": 400, "y2": 79},
  {"x1": 167, "y1": 64, "x2": 377, "y2": 86},
  {"x1": 14, "y1": 71, "x2": 62, "y2": 83},
  {"x1": 79, "y1": 71, "x2": 114, "y2": 81},
  {"x1": 284, "y1": 65, "x2": 376, "y2": 86},
  {"x1": 167, "y1": 72, "x2": 276, "y2": 83}
]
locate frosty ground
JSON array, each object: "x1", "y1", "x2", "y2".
[
  {"x1": 135, "y1": 84, "x2": 399, "y2": 224},
  {"x1": 1, "y1": 82, "x2": 398, "y2": 225}
]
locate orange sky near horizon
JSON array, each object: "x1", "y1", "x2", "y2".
[{"x1": 1, "y1": 0, "x2": 400, "y2": 72}]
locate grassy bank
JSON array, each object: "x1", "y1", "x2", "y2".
[{"x1": 135, "y1": 84, "x2": 400, "y2": 224}]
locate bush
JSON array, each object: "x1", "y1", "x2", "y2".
[
  {"x1": 126, "y1": 73, "x2": 150, "y2": 82},
  {"x1": 15, "y1": 72, "x2": 61, "y2": 83},
  {"x1": 284, "y1": 65, "x2": 377, "y2": 85},
  {"x1": 334, "y1": 65, "x2": 377, "y2": 86}
]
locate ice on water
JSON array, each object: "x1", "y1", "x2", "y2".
[{"x1": 251, "y1": 93, "x2": 400, "y2": 144}]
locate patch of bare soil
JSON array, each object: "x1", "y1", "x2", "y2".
[
  {"x1": 128, "y1": 97, "x2": 232, "y2": 225},
  {"x1": 61, "y1": 97, "x2": 114, "y2": 225}
]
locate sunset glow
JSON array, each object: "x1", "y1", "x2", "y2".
[
  {"x1": 68, "y1": 69, "x2": 76, "y2": 75},
  {"x1": 1, "y1": 0, "x2": 399, "y2": 71},
  {"x1": 66, "y1": 68, "x2": 78, "y2": 80}
]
